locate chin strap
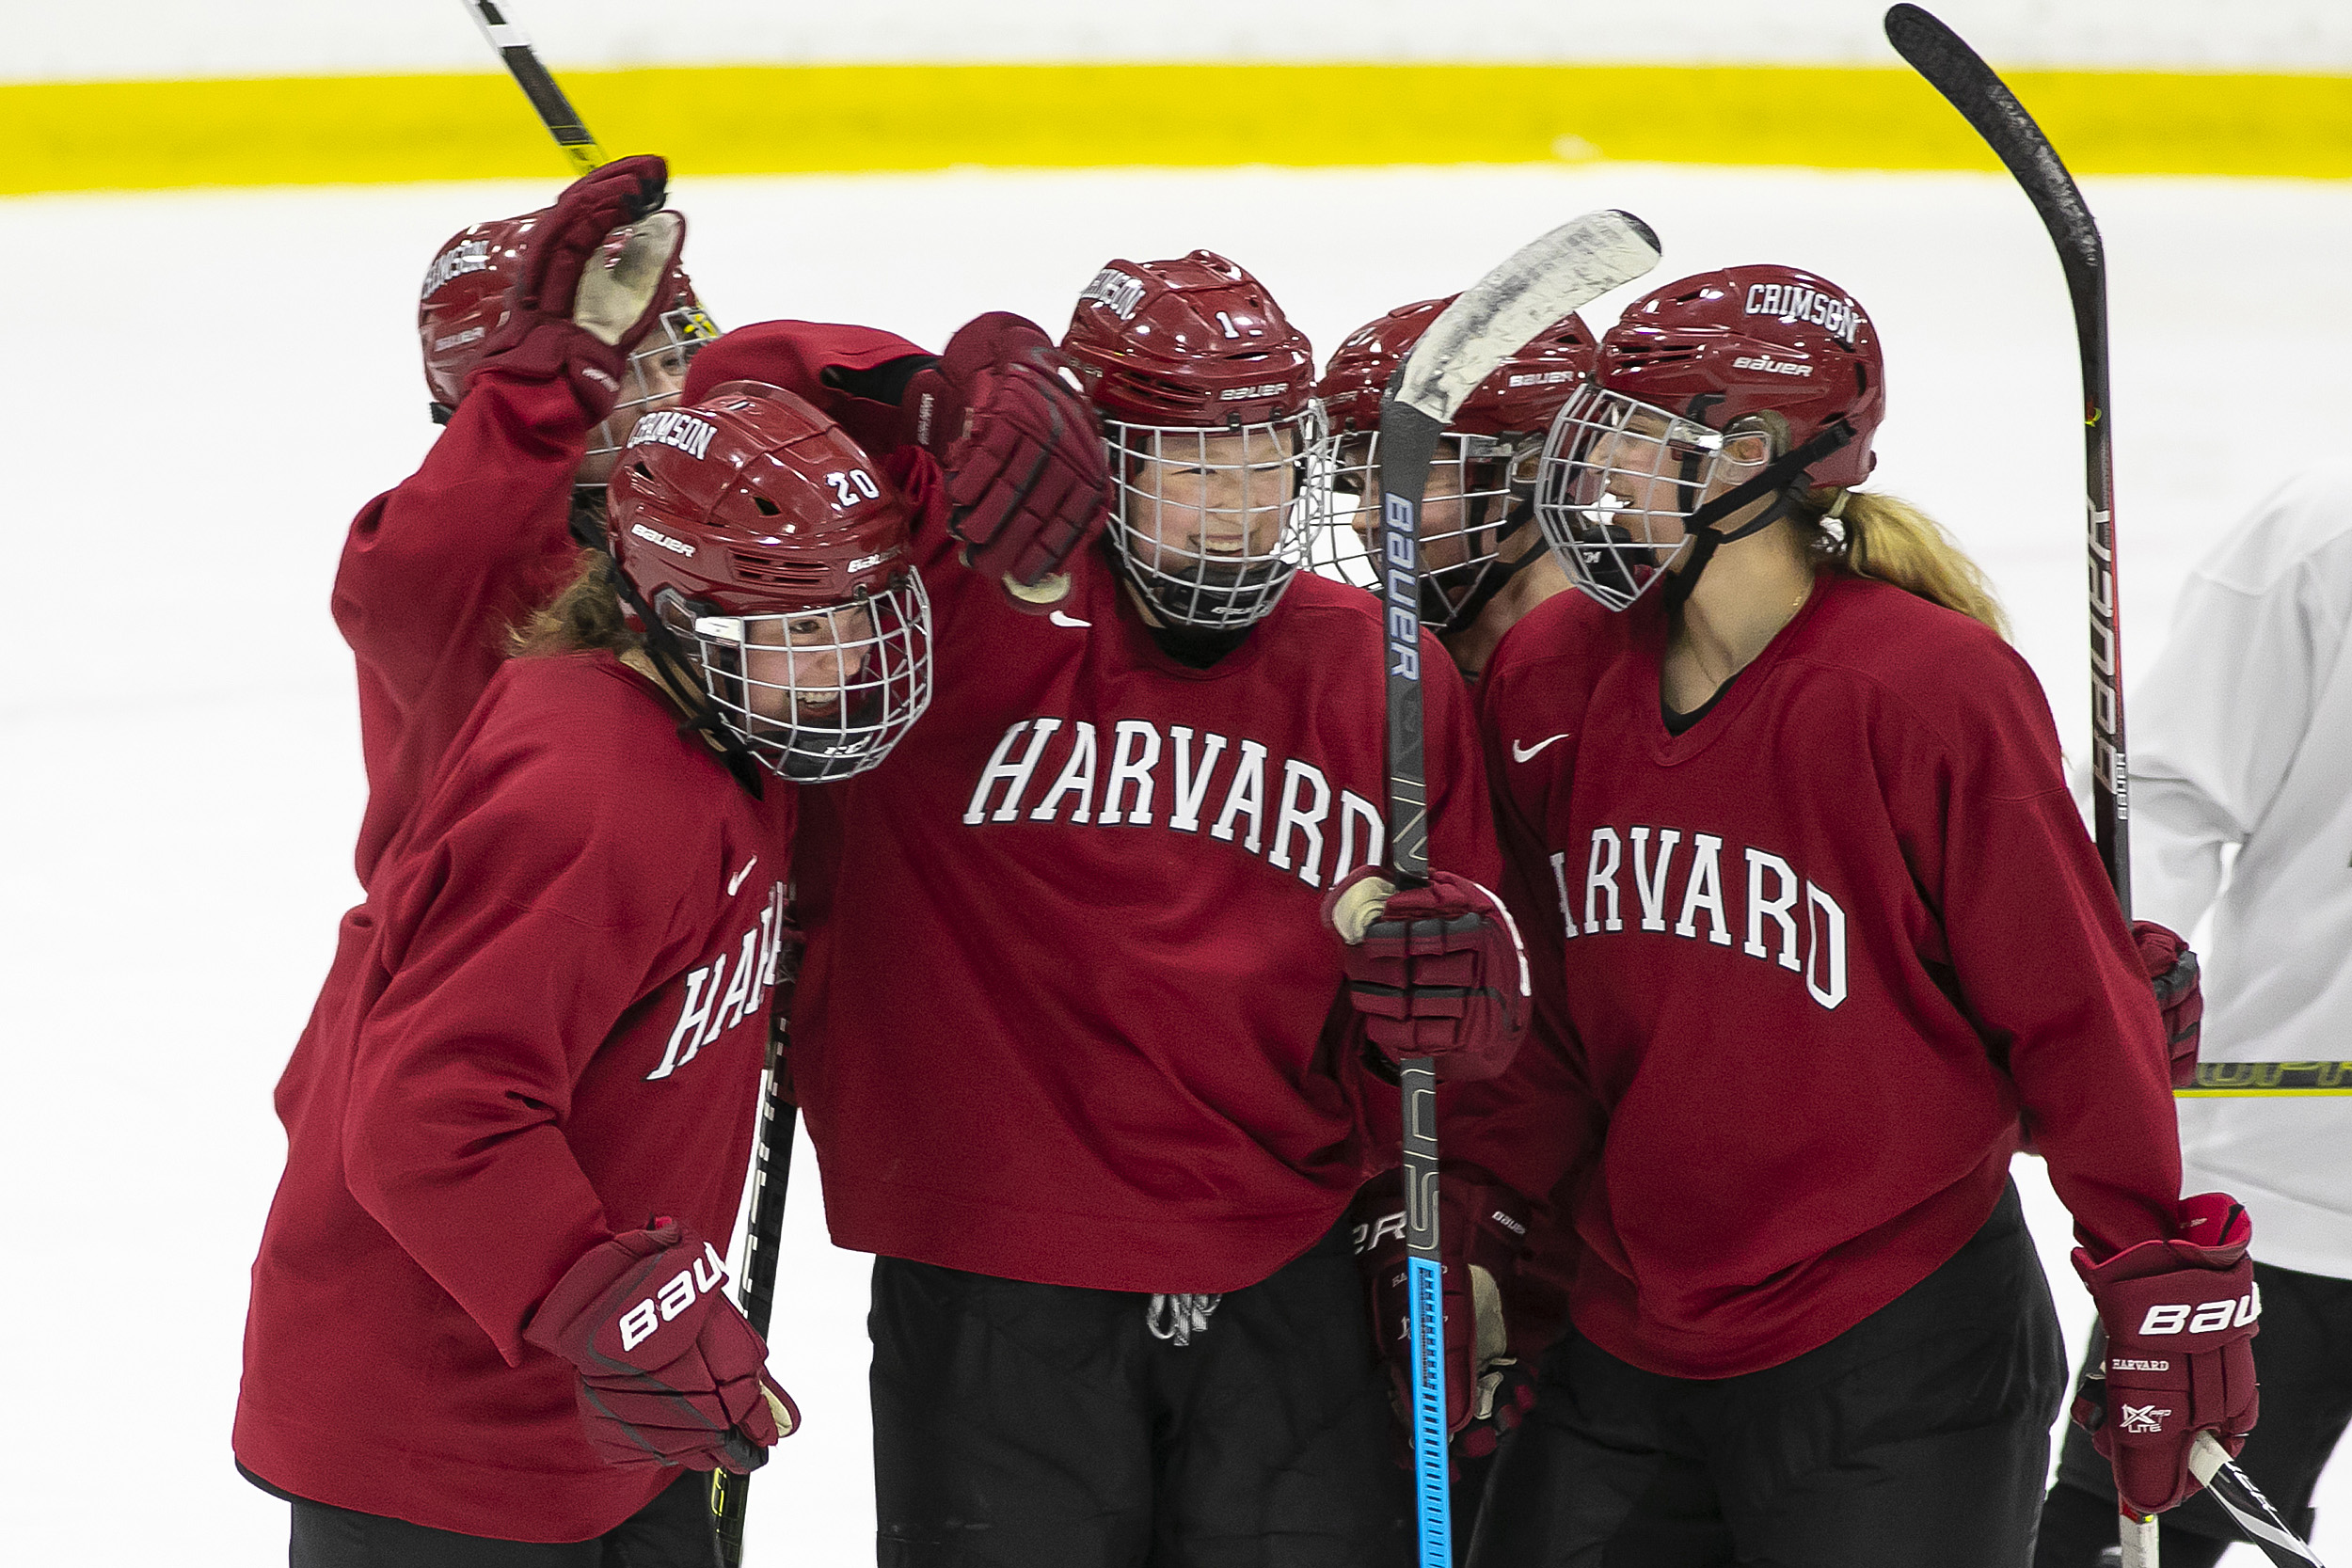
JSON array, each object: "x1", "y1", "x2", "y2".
[
  {"x1": 1660, "y1": 418, "x2": 1854, "y2": 614},
  {"x1": 608, "y1": 565, "x2": 767, "y2": 800},
  {"x1": 1437, "y1": 499, "x2": 1546, "y2": 637}
]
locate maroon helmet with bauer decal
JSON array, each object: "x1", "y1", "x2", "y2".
[
  {"x1": 606, "y1": 381, "x2": 931, "y2": 783},
  {"x1": 419, "y1": 210, "x2": 718, "y2": 454},
  {"x1": 1060, "y1": 250, "x2": 1331, "y2": 629},
  {"x1": 1316, "y1": 296, "x2": 1597, "y2": 631},
  {"x1": 1535, "y1": 264, "x2": 1886, "y2": 610}
]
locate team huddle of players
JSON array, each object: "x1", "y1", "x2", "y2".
[{"x1": 234, "y1": 155, "x2": 2256, "y2": 1568}]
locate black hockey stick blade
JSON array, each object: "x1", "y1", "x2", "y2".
[
  {"x1": 462, "y1": 0, "x2": 608, "y2": 174},
  {"x1": 2194, "y1": 1433, "x2": 2330, "y2": 1567},
  {"x1": 1883, "y1": 7, "x2": 2099, "y2": 281}
]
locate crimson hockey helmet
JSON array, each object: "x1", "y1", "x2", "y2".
[
  {"x1": 607, "y1": 381, "x2": 932, "y2": 783},
  {"x1": 418, "y1": 209, "x2": 717, "y2": 431},
  {"x1": 1316, "y1": 296, "x2": 1597, "y2": 631},
  {"x1": 1060, "y1": 250, "x2": 1331, "y2": 629},
  {"x1": 1536, "y1": 265, "x2": 1885, "y2": 611}
]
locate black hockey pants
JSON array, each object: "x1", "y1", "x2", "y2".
[
  {"x1": 1469, "y1": 1180, "x2": 2068, "y2": 1567},
  {"x1": 2035, "y1": 1259, "x2": 2352, "y2": 1568},
  {"x1": 276, "y1": 1467, "x2": 714, "y2": 1567},
  {"x1": 868, "y1": 1221, "x2": 1413, "y2": 1568}
]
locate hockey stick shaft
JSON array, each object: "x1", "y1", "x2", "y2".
[
  {"x1": 1376, "y1": 209, "x2": 1661, "y2": 1568},
  {"x1": 461, "y1": 0, "x2": 608, "y2": 174},
  {"x1": 1883, "y1": 4, "x2": 2130, "y2": 916},
  {"x1": 711, "y1": 1016, "x2": 799, "y2": 1567}
]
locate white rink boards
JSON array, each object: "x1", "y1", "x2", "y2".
[{"x1": 0, "y1": 163, "x2": 2345, "y2": 1564}]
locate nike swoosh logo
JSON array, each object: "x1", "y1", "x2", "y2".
[
  {"x1": 1512, "y1": 734, "x2": 1571, "y2": 763},
  {"x1": 727, "y1": 858, "x2": 759, "y2": 896},
  {"x1": 1049, "y1": 610, "x2": 1091, "y2": 628}
]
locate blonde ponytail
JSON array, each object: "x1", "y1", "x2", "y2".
[
  {"x1": 509, "y1": 548, "x2": 646, "y2": 659},
  {"x1": 1794, "y1": 487, "x2": 2010, "y2": 640}
]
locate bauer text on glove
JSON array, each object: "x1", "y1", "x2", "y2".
[
  {"x1": 2071, "y1": 1192, "x2": 2258, "y2": 1517},
  {"x1": 524, "y1": 1220, "x2": 799, "y2": 1474}
]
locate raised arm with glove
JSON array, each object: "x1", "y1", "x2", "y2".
[
  {"x1": 899, "y1": 311, "x2": 1112, "y2": 610},
  {"x1": 469, "y1": 153, "x2": 688, "y2": 423}
]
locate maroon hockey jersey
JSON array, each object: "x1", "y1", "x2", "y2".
[
  {"x1": 236, "y1": 653, "x2": 793, "y2": 1540},
  {"x1": 336, "y1": 368, "x2": 591, "y2": 886},
  {"x1": 1462, "y1": 573, "x2": 2181, "y2": 1379},
  {"x1": 757, "y1": 322, "x2": 1500, "y2": 1293}
]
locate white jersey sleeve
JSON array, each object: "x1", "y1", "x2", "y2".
[{"x1": 2132, "y1": 462, "x2": 2352, "y2": 1279}]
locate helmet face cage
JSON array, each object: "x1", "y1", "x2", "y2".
[
  {"x1": 1326, "y1": 427, "x2": 1542, "y2": 624},
  {"x1": 1536, "y1": 384, "x2": 1773, "y2": 612},
  {"x1": 654, "y1": 572, "x2": 933, "y2": 783},
  {"x1": 1104, "y1": 404, "x2": 1333, "y2": 630},
  {"x1": 589, "y1": 299, "x2": 722, "y2": 463}
]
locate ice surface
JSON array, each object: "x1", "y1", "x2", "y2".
[{"x1": 2, "y1": 163, "x2": 2345, "y2": 1563}]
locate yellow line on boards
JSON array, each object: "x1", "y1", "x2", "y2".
[{"x1": 4, "y1": 62, "x2": 2347, "y2": 196}]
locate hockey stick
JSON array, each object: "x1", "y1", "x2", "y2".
[
  {"x1": 1376, "y1": 208, "x2": 1662, "y2": 1568},
  {"x1": 461, "y1": 0, "x2": 606, "y2": 174},
  {"x1": 1882, "y1": 23, "x2": 2329, "y2": 1568}
]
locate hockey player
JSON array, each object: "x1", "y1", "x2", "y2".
[
  {"x1": 686, "y1": 250, "x2": 1524, "y2": 1566},
  {"x1": 1453, "y1": 265, "x2": 2243, "y2": 1566},
  {"x1": 2035, "y1": 464, "x2": 2352, "y2": 1567},
  {"x1": 1316, "y1": 297, "x2": 1597, "y2": 679},
  {"x1": 234, "y1": 382, "x2": 933, "y2": 1563},
  {"x1": 353, "y1": 153, "x2": 716, "y2": 883}
]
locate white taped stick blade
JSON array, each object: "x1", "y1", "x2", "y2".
[
  {"x1": 2120, "y1": 1513, "x2": 2159, "y2": 1568},
  {"x1": 1392, "y1": 209, "x2": 1661, "y2": 426}
]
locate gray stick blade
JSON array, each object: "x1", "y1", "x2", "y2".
[{"x1": 1392, "y1": 209, "x2": 1661, "y2": 425}]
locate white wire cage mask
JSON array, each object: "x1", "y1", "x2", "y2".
[
  {"x1": 657, "y1": 573, "x2": 933, "y2": 783},
  {"x1": 1535, "y1": 384, "x2": 1770, "y2": 612},
  {"x1": 587, "y1": 302, "x2": 723, "y2": 464},
  {"x1": 1104, "y1": 405, "x2": 1334, "y2": 629},
  {"x1": 1322, "y1": 429, "x2": 1543, "y2": 624}
]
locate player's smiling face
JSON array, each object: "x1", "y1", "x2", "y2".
[
  {"x1": 1129, "y1": 426, "x2": 1298, "y2": 569},
  {"x1": 1579, "y1": 408, "x2": 1772, "y2": 552},
  {"x1": 739, "y1": 605, "x2": 876, "y2": 725}
]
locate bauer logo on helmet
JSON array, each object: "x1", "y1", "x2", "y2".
[
  {"x1": 1733, "y1": 355, "x2": 1815, "y2": 378},
  {"x1": 629, "y1": 523, "x2": 696, "y2": 558}
]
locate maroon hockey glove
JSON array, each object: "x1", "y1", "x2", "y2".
[
  {"x1": 2133, "y1": 919, "x2": 2203, "y2": 1088},
  {"x1": 1325, "y1": 867, "x2": 1530, "y2": 1082},
  {"x1": 901, "y1": 312, "x2": 1111, "y2": 611},
  {"x1": 1351, "y1": 1166, "x2": 1532, "y2": 1438},
  {"x1": 471, "y1": 153, "x2": 679, "y2": 421},
  {"x1": 2071, "y1": 1193, "x2": 2259, "y2": 1517},
  {"x1": 524, "y1": 1220, "x2": 798, "y2": 1473}
]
